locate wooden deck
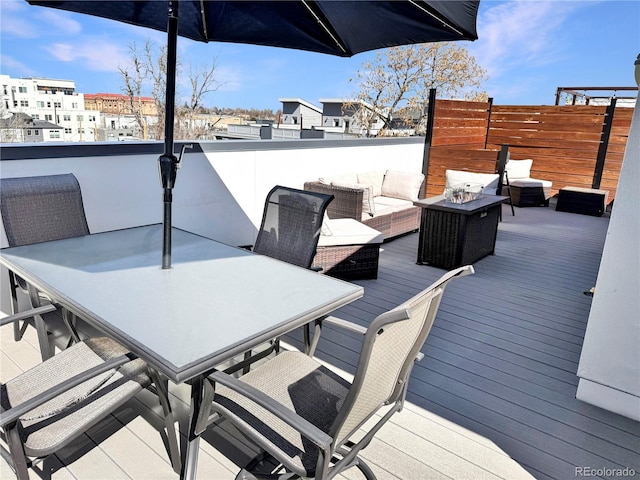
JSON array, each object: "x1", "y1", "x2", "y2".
[{"x1": 2, "y1": 201, "x2": 639, "y2": 479}]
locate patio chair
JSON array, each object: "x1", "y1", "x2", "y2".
[
  {"x1": 0, "y1": 307, "x2": 181, "y2": 479},
  {"x1": 253, "y1": 185, "x2": 334, "y2": 269},
  {"x1": 236, "y1": 186, "x2": 334, "y2": 374},
  {"x1": 0, "y1": 173, "x2": 89, "y2": 361},
  {"x1": 207, "y1": 265, "x2": 474, "y2": 479}
]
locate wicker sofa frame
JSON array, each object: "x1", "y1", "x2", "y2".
[{"x1": 303, "y1": 181, "x2": 422, "y2": 240}]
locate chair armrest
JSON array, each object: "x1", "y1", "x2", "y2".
[
  {"x1": 0, "y1": 352, "x2": 136, "y2": 427},
  {"x1": 321, "y1": 316, "x2": 367, "y2": 335},
  {"x1": 208, "y1": 370, "x2": 333, "y2": 450},
  {"x1": 304, "y1": 181, "x2": 363, "y2": 220},
  {"x1": 0, "y1": 304, "x2": 57, "y2": 327}
]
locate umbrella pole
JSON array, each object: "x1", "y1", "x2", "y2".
[{"x1": 158, "y1": 2, "x2": 179, "y2": 269}]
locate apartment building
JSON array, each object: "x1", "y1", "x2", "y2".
[{"x1": 0, "y1": 75, "x2": 101, "y2": 142}]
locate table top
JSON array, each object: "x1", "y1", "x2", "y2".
[
  {"x1": 0, "y1": 224, "x2": 363, "y2": 383},
  {"x1": 414, "y1": 195, "x2": 509, "y2": 214}
]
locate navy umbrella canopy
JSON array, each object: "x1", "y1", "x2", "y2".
[{"x1": 27, "y1": 0, "x2": 480, "y2": 268}]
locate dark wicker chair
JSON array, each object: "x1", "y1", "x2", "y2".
[
  {"x1": 0, "y1": 174, "x2": 90, "y2": 360},
  {"x1": 254, "y1": 186, "x2": 333, "y2": 269},
  {"x1": 208, "y1": 265, "x2": 474, "y2": 479}
]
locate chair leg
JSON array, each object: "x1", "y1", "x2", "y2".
[
  {"x1": 148, "y1": 369, "x2": 181, "y2": 474},
  {"x1": 8, "y1": 272, "x2": 25, "y2": 344},
  {"x1": 6, "y1": 424, "x2": 31, "y2": 480},
  {"x1": 505, "y1": 174, "x2": 515, "y2": 216},
  {"x1": 33, "y1": 313, "x2": 52, "y2": 361},
  {"x1": 355, "y1": 457, "x2": 377, "y2": 480},
  {"x1": 27, "y1": 285, "x2": 53, "y2": 361}
]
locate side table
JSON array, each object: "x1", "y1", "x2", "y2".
[
  {"x1": 414, "y1": 196, "x2": 508, "y2": 269},
  {"x1": 556, "y1": 187, "x2": 609, "y2": 216}
]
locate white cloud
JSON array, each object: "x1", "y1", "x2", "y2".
[
  {"x1": 37, "y1": 10, "x2": 82, "y2": 35},
  {"x1": 470, "y1": 1, "x2": 586, "y2": 79},
  {"x1": 0, "y1": 55, "x2": 37, "y2": 76},
  {"x1": 44, "y1": 38, "x2": 129, "y2": 73},
  {"x1": 0, "y1": 0, "x2": 39, "y2": 38}
]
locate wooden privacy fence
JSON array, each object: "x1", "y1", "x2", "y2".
[{"x1": 422, "y1": 89, "x2": 634, "y2": 202}]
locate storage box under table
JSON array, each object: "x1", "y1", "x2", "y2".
[
  {"x1": 414, "y1": 196, "x2": 507, "y2": 269},
  {"x1": 556, "y1": 187, "x2": 609, "y2": 217}
]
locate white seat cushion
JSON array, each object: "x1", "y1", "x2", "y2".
[{"x1": 318, "y1": 218, "x2": 384, "y2": 247}]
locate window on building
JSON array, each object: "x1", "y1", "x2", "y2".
[
  {"x1": 45, "y1": 114, "x2": 53, "y2": 121},
  {"x1": 72, "y1": 103, "x2": 78, "y2": 109},
  {"x1": 33, "y1": 114, "x2": 40, "y2": 120},
  {"x1": 47, "y1": 102, "x2": 51, "y2": 108},
  {"x1": 77, "y1": 115, "x2": 84, "y2": 121},
  {"x1": 110, "y1": 120, "x2": 116, "y2": 129},
  {"x1": 50, "y1": 130, "x2": 60, "y2": 139},
  {"x1": 37, "y1": 101, "x2": 45, "y2": 108},
  {"x1": 34, "y1": 130, "x2": 40, "y2": 135},
  {"x1": 88, "y1": 115, "x2": 96, "y2": 122},
  {"x1": 2, "y1": 86, "x2": 7, "y2": 95},
  {"x1": 63, "y1": 114, "x2": 71, "y2": 121},
  {"x1": 334, "y1": 119, "x2": 340, "y2": 127},
  {"x1": 64, "y1": 128, "x2": 72, "y2": 134},
  {"x1": 13, "y1": 101, "x2": 17, "y2": 107},
  {"x1": 292, "y1": 116, "x2": 298, "y2": 124},
  {"x1": 20, "y1": 100, "x2": 29, "y2": 107},
  {"x1": 18, "y1": 86, "x2": 27, "y2": 93},
  {"x1": 54, "y1": 102, "x2": 61, "y2": 108},
  {"x1": 26, "y1": 129, "x2": 32, "y2": 136}
]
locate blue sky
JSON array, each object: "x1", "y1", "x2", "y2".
[{"x1": 1, "y1": 0, "x2": 638, "y2": 111}]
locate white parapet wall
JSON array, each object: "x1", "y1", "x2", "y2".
[
  {"x1": 576, "y1": 91, "x2": 640, "y2": 420},
  {"x1": 0, "y1": 137, "x2": 425, "y2": 311}
]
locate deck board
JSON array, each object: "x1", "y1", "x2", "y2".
[{"x1": 2, "y1": 202, "x2": 639, "y2": 479}]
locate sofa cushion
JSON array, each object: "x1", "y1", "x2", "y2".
[
  {"x1": 505, "y1": 159, "x2": 533, "y2": 180},
  {"x1": 367, "y1": 196, "x2": 413, "y2": 220},
  {"x1": 318, "y1": 218, "x2": 384, "y2": 247},
  {"x1": 358, "y1": 171, "x2": 385, "y2": 197},
  {"x1": 381, "y1": 170, "x2": 425, "y2": 201},
  {"x1": 510, "y1": 178, "x2": 552, "y2": 188},
  {"x1": 445, "y1": 170, "x2": 500, "y2": 195}
]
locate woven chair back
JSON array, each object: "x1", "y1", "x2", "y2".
[
  {"x1": 254, "y1": 186, "x2": 333, "y2": 269},
  {"x1": 1, "y1": 174, "x2": 89, "y2": 247}
]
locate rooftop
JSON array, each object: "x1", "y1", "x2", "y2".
[{"x1": 2, "y1": 198, "x2": 638, "y2": 479}]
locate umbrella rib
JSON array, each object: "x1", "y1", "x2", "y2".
[
  {"x1": 301, "y1": 0, "x2": 348, "y2": 55},
  {"x1": 199, "y1": 0, "x2": 208, "y2": 38},
  {"x1": 409, "y1": 0, "x2": 466, "y2": 37}
]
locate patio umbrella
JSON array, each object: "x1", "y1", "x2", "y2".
[{"x1": 26, "y1": 0, "x2": 480, "y2": 269}]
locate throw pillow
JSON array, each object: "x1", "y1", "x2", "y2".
[
  {"x1": 358, "y1": 171, "x2": 385, "y2": 197},
  {"x1": 381, "y1": 170, "x2": 425, "y2": 201}
]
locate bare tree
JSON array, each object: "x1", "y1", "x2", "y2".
[
  {"x1": 349, "y1": 42, "x2": 488, "y2": 136},
  {"x1": 175, "y1": 62, "x2": 222, "y2": 139},
  {"x1": 119, "y1": 39, "x2": 221, "y2": 140},
  {"x1": 119, "y1": 43, "x2": 148, "y2": 138}
]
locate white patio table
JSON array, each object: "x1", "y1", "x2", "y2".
[{"x1": 0, "y1": 223, "x2": 363, "y2": 479}]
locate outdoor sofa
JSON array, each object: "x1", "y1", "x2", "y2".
[{"x1": 304, "y1": 169, "x2": 426, "y2": 241}]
